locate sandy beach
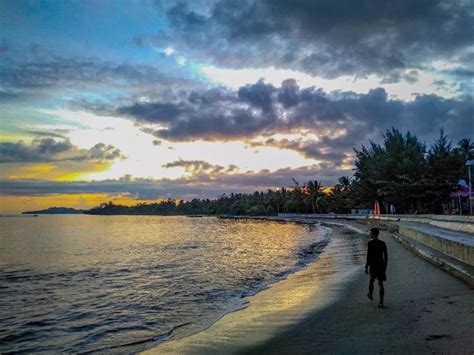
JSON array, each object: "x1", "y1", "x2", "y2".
[
  {"x1": 144, "y1": 222, "x2": 473, "y2": 354},
  {"x1": 249, "y1": 228, "x2": 474, "y2": 354}
]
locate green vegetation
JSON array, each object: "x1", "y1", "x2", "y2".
[
  {"x1": 352, "y1": 128, "x2": 472, "y2": 213},
  {"x1": 87, "y1": 128, "x2": 473, "y2": 216}
]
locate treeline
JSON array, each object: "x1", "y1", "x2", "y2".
[
  {"x1": 351, "y1": 128, "x2": 472, "y2": 214},
  {"x1": 87, "y1": 128, "x2": 473, "y2": 216}
]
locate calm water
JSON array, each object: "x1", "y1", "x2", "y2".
[{"x1": 0, "y1": 215, "x2": 330, "y2": 353}]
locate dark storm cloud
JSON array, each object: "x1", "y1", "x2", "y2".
[
  {"x1": 249, "y1": 138, "x2": 349, "y2": 167},
  {"x1": 146, "y1": 0, "x2": 474, "y2": 78},
  {"x1": 114, "y1": 81, "x2": 472, "y2": 149},
  {"x1": 380, "y1": 70, "x2": 420, "y2": 84},
  {"x1": 0, "y1": 137, "x2": 124, "y2": 163},
  {"x1": 71, "y1": 143, "x2": 124, "y2": 162},
  {"x1": 445, "y1": 68, "x2": 474, "y2": 79},
  {"x1": 0, "y1": 138, "x2": 73, "y2": 163},
  {"x1": 116, "y1": 82, "x2": 280, "y2": 141},
  {"x1": 237, "y1": 80, "x2": 276, "y2": 112},
  {"x1": 0, "y1": 163, "x2": 349, "y2": 199}
]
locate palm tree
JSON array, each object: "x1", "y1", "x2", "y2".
[
  {"x1": 306, "y1": 180, "x2": 324, "y2": 213},
  {"x1": 337, "y1": 176, "x2": 351, "y2": 190},
  {"x1": 279, "y1": 187, "x2": 289, "y2": 213},
  {"x1": 273, "y1": 189, "x2": 284, "y2": 214},
  {"x1": 456, "y1": 138, "x2": 474, "y2": 160}
]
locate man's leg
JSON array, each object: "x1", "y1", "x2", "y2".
[
  {"x1": 368, "y1": 275, "x2": 375, "y2": 300},
  {"x1": 378, "y1": 280, "x2": 384, "y2": 307}
]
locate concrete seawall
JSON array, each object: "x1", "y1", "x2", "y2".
[
  {"x1": 398, "y1": 224, "x2": 473, "y2": 266},
  {"x1": 388, "y1": 214, "x2": 474, "y2": 234},
  {"x1": 278, "y1": 213, "x2": 474, "y2": 234}
]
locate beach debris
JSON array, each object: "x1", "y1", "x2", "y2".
[{"x1": 425, "y1": 334, "x2": 452, "y2": 341}]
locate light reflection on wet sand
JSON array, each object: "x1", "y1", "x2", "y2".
[{"x1": 143, "y1": 224, "x2": 367, "y2": 354}]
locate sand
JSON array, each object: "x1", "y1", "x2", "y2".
[
  {"x1": 143, "y1": 224, "x2": 474, "y2": 354},
  {"x1": 248, "y1": 229, "x2": 474, "y2": 354}
]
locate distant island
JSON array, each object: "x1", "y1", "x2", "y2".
[{"x1": 22, "y1": 207, "x2": 85, "y2": 215}]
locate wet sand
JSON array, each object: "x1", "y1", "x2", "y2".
[
  {"x1": 249, "y1": 229, "x2": 474, "y2": 354},
  {"x1": 142, "y1": 224, "x2": 367, "y2": 354},
  {"x1": 143, "y1": 224, "x2": 474, "y2": 354}
]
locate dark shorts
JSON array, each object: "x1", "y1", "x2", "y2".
[{"x1": 370, "y1": 267, "x2": 386, "y2": 281}]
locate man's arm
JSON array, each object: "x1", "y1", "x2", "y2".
[
  {"x1": 365, "y1": 242, "x2": 370, "y2": 274},
  {"x1": 383, "y1": 242, "x2": 388, "y2": 269}
]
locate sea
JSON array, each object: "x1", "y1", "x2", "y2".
[{"x1": 0, "y1": 215, "x2": 331, "y2": 353}]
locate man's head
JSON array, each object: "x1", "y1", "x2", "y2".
[{"x1": 370, "y1": 228, "x2": 380, "y2": 239}]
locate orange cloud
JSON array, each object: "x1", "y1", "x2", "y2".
[{"x1": 0, "y1": 161, "x2": 113, "y2": 181}]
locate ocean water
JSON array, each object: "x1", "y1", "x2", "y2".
[{"x1": 0, "y1": 215, "x2": 330, "y2": 353}]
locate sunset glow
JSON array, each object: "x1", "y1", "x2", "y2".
[{"x1": 1, "y1": 1, "x2": 472, "y2": 213}]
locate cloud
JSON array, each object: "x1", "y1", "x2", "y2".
[
  {"x1": 162, "y1": 159, "x2": 226, "y2": 174},
  {"x1": 0, "y1": 51, "x2": 196, "y2": 103},
  {"x1": 115, "y1": 83, "x2": 278, "y2": 141},
  {"x1": 162, "y1": 159, "x2": 240, "y2": 176},
  {"x1": 143, "y1": 0, "x2": 474, "y2": 79},
  {"x1": 380, "y1": 70, "x2": 420, "y2": 85},
  {"x1": 113, "y1": 80, "x2": 472, "y2": 149},
  {"x1": 73, "y1": 143, "x2": 124, "y2": 162},
  {"x1": 0, "y1": 138, "x2": 72, "y2": 163},
  {"x1": 163, "y1": 47, "x2": 175, "y2": 56},
  {"x1": 0, "y1": 163, "x2": 349, "y2": 199},
  {"x1": 24, "y1": 130, "x2": 69, "y2": 139},
  {"x1": 0, "y1": 137, "x2": 124, "y2": 163},
  {"x1": 0, "y1": 89, "x2": 30, "y2": 102},
  {"x1": 248, "y1": 138, "x2": 349, "y2": 167},
  {"x1": 1, "y1": 58, "x2": 167, "y2": 89}
]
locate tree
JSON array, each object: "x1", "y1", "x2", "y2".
[
  {"x1": 353, "y1": 128, "x2": 427, "y2": 213},
  {"x1": 87, "y1": 129, "x2": 471, "y2": 216},
  {"x1": 330, "y1": 176, "x2": 353, "y2": 213},
  {"x1": 305, "y1": 180, "x2": 324, "y2": 213},
  {"x1": 456, "y1": 138, "x2": 474, "y2": 157},
  {"x1": 454, "y1": 138, "x2": 474, "y2": 180},
  {"x1": 425, "y1": 128, "x2": 466, "y2": 213}
]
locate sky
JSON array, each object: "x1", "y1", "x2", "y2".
[{"x1": 0, "y1": 0, "x2": 473, "y2": 213}]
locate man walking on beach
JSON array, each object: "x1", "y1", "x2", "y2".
[{"x1": 365, "y1": 228, "x2": 388, "y2": 308}]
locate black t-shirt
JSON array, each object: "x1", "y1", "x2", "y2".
[{"x1": 366, "y1": 239, "x2": 388, "y2": 269}]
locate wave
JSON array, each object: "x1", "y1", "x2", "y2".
[
  {"x1": 1, "y1": 216, "x2": 336, "y2": 354},
  {"x1": 143, "y1": 223, "x2": 333, "y2": 351}
]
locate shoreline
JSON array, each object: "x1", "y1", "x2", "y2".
[
  {"x1": 142, "y1": 217, "x2": 473, "y2": 354},
  {"x1": 142, "y1": 219, "x2": 368, "y2": 354}
]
